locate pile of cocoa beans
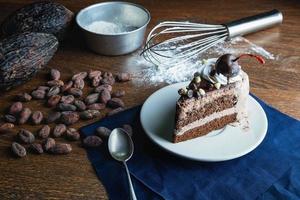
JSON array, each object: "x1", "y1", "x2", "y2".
[{"x1": 0, "y1": 68, "x2": 131, "y2": 158}]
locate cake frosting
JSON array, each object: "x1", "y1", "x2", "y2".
[{"x1": 200, "y1": 58, "x2": 243, "y2": 85}]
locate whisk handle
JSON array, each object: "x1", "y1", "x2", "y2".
[{"x1": 225, "y1": 9, "x2": 283, "y2": 38}]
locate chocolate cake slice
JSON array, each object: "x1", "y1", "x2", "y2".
[{"x1": 174, "y1": 54, "x2": 264, "y2": 143}]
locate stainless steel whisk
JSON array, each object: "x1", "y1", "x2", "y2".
[{"x1": 141, "y1": 10, "x2": 283, "y2": 66}]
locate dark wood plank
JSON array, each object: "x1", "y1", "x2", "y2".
[{"x1": 0, "y1": 0, "x2": 299, "y2": 199}]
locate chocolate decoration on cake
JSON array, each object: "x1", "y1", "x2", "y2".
[
  {"x1": 215, "y1": 54, "x2": 240, "y2": 79},
  {"x1": 187, "y1": 90, "x2": 194, "y2": 98},
  {"x1": 215, "y1": 53, "x2": 265, "y2": 84}
]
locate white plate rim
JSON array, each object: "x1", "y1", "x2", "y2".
[{"x1": 140, "y1": 82, "x2": 268, "y2": 162}]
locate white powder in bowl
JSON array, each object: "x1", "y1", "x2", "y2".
[{"x1": 85, "y1": 20, "x2": 138, "y2": 34}]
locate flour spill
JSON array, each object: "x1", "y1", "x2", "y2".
[{"x1": 128, "y1": 37, "x2": 276, "y2": 86}]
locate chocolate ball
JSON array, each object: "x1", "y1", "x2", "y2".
[{"x1": 215, "y1": 54, "x2": 240, "y2": 78}]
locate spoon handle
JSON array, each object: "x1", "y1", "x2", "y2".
[{"x1": 123, "y1": 162, "x2": 137, "y2": 200}]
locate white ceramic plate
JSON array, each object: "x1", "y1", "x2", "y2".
[{"x1": 140, "y1": 82, "x2": 268, "y2": 162}]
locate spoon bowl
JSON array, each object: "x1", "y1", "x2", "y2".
[{"x1": 108, "y1": 128, "x2": 134, "y2": 162}]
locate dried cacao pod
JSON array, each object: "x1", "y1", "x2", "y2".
[
  {"x1": 0, "y1": 1, "x2": 74, "y2": 41},
  {"x1": 0, "y1": 32, "x2": 58, "y2": 90}
]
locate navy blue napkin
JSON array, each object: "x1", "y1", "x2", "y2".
[{"x1": 80, "y1": 95, "x2": 300, "y2": 200}]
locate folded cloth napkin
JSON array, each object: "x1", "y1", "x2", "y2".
[{"x1": 80, "y1": 95, "x2": 300, "y2": 200}]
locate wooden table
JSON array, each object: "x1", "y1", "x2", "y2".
[{"x1": 0, "y1": 0, "x2": 299, "y2": 199}]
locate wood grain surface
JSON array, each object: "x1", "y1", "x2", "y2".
[{"x1": 0, "y1": 0, "x2": 299, "y2": 199}]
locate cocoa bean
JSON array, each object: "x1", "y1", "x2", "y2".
[
  {"x1": 79, "y1": 110, "x2": 93, "y2": 120},
  {"x1": 8, "y1": 102, "x2": 23, "y2": 115},
  {"x1": 122, "y1": 124, "x2": 133, "y2": 137},
  {"x1": 103, "y1": 72, "x2": 113, "y2": 78},
  {"x1": 96, "y1": 127, "x2": 111, "y2": 139},
  {"x1": 50, "y1": 143, "x2": 72, "y2": 154},
  {"x1": 47, "y1": 80, "x2": 64, "y2": 87},
  {"x1": 72, "y1": 72, "x2": 87, "y2": 81},
  {"x1": 99, "y1": 89, "x2": 111, "y2": 104},
  {"x1": 107, "y1": 98, "x2": 125, "y2": 108},
  {"x1": 47, "y1": 86, "x2": 60, "y2": 97},
  {"x1": 47, "y1": 95, "x2": 61, "y2": 107},
  {"x1": 80, "y1": 110, "x2": 100, "y2": 120},
  {"x1": 73, "y1": 78, "x2": 84, "y2": 90},
  {"x1": 46, "y1": 112, "x2": 61, "y2": 124},
  {"x1": 43, "y1": 138, "x2": 55, "y2": 151},
  {"x1": 60, "y1": 111, "x2": 79, "y2": 125},
  {"x1": 37, "y1": 86, "x2": 50, "y2": 91},
  {"x1": 74, "y1": 100, "x2": 86, "y2": 111},
  {"x1": 83, "y1": 136, "x2": 102, "y2": 148},
  {"x1": 100, "y1": 76, "x2": 115, "y2": 85},
  {"x1": 18, "y1": 129, "x2": 35, "y2": 144},
  {"x1": 92, "y1": 75, "x2": 101, "y2": 87},
  {"x1": 112, "y1": 90, "x2": 125, "y2": 98},
  {"x1": 87, "y1": 103, "x2": 105, "y2": 111},
  {"x1": 0, "y1": 32, "x2": 58, "y2": 90},
  {"x1": 15, "y1": 92, "x2": 32, "y2": 102},
  {"x1": 65, "y1": 128, "x2": 80, "y2": 141},
  {"x1": 38, "y1": 125, "x2": 50, "y2": 139},
  {"x1": 29, "y1": 143, "x2": 43, "y2": 154},
  {"x1": 60, "y1": 95, "x2": 74, "y2": 104},
  {"x1": 3, "y1": 115, "x2": 16, "y2": 123},
  {"x1": 94, "y1": 84, "x2": 112, "y2": 93},
  {"x1": 11, "y1": 142, "x2": 26, "y2": 158},
  {"x1": 31, "y1": 111, "x2": 43, "y2": 125},
  {"x1": 116, "y1": 72, "x2": 131, "y2": 82},
  {"x1": 0, "y1": 2, "x2": 74, "y2": 41},
  {"x1": 88, "y1": 70, "x2": 101, "y2": 79},
  {"x1": 53, "y1": 124, "x2": 67, "y2": 137},
  {"x1": 50, "y1": 68, "x2": 60, "y2": 80},
  {"x1": 85, "y1": 93, "x2": 99, "y2": 105},
  {"x1": 31, "y1": 89, "x2": 46, "y2": 99},
  {"x1": 18, "y1": 107, "x2": 32, "y2": 124},
  {"x1": 0, "y1": 122, "x2": 14, "y2": 133},
  {"x1": 58, "y1": 103, "x2": 77, "y2": 111},
  {"x1": 107, "y1": 107, "x2": 124, "y2": 116},
  {"x1": 61, "y1": 81, "x2": 73, "y2": 92},
  {"x1": 68, "y1": 88, "x2": 82, "y2": 97}
]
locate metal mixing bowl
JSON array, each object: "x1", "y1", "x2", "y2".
[{"x1": 76, "y1": 2, "x2": 150, "y2": 55}]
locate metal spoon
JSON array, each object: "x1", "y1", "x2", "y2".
[{"x1": 108, "y1": 128, "x2": 137, "y2": 200}]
